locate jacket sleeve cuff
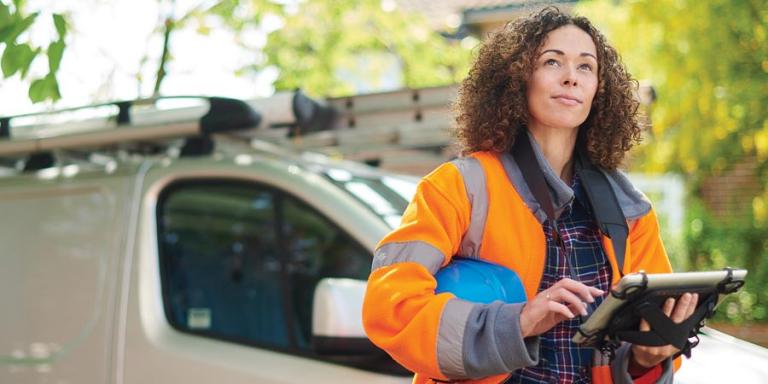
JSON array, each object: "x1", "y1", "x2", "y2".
[
  {"x1": 459, "y1": 301, "x2": 540, "y2": 378},
  {"x1": 496, "y1": 302, "x2": 540, "y2": 369},
  {"x1": 611, "y1": 343, "x2": 674, "y2": 384}
]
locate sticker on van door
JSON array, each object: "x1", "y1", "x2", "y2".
[{"x1": 187, "y1": 308, "x2": 212, "y2": 329}]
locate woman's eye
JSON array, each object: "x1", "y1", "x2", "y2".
[
  {"x1": 544, "y1": 59, "x2": 559, "y2": 67},
  {"x1": 578, "y1": 63, "x2": 594, "y2": 72}
]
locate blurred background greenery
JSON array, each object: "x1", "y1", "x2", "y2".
[
  {"x1": 577, "y1": 0, "x2": 768, "y2": 325},
  {"x1": 1, "y1": 0, "x2": 766, "y2": 325}
]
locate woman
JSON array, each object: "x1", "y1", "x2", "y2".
[{"x1": 362, "y1": 7, "x2": 697, "y2": 384}]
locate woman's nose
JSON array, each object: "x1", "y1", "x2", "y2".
[{"x1": 562, "y1": 67, "x2": 578, "y2": 87}]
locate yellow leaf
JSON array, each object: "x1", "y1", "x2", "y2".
[{"x1": 754, "y1": 195, "x2": 767, "y2": 226}]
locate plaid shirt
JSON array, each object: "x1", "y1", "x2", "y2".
[{"x1": 506, "y1": 174, "x2": 613, "y2": 384}]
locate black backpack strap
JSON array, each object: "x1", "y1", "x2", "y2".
[
  {"x1": 512, "y1": 134, "x2": 558, "y2": 222},
  {"x1": 512, "y1": 135, "x2": 584, "y2": 306},
  {"x1": 512, "y1": 133, "x2": 629, "y2": 274},
  {"x1": 574, "y1": 144, "x2": 628, "y2": 276}
]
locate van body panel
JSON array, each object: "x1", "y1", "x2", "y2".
[{"x1": 0, "y1": 172, "x2": 135, "y2": 383}]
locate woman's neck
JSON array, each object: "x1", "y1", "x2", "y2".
[{"x1": 527, "y1": 125, "x2": 578, "y2": 184}]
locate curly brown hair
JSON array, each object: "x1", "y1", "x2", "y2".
[{"x1": 453, "y1": 7, "x2": 641, "y2": 170}]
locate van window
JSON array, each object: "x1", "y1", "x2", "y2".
[
  {"x1": 157, "y1": 180, "x2": 371, "y2": 353},
  {"x1": 281, "y1": 196, "x2": 371, "y2": 348},
  {"x1": 323, "y1": 170, "x2": 414, "y2": 229}
]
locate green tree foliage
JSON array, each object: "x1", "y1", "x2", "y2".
[
  {"x1": 245, "y1": 0, "x2": 471, "y2": 97},
  {"x1": 685, "y1": 197, "x2": 768, "y2": 322},
  {"x1": 577, "y1": 0, "x2": 767, "y2": 179},
  {"x1": 145, "y1": 0, "x2": 284, "y2": 96},
  {"x1": 576, "y1": 0, "x2": 768, "y2": 322},
  {"x1": 0, "y1": 0, "x2": 68, "y2": 102}
]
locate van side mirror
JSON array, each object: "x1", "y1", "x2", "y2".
[
  {"x1": 311, "y1": 278, "x2": 379, "y2": 355},
  {"x1": 311, "y1": 278, "x2": 411, "y2": 376}
]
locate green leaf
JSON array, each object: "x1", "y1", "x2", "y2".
[
  {"x1": 47, "y1": 40, "x2": 64, "y2": 72},
  {"x1": 0, "y1": 27, "x2": 13, "y2": 44},
  {"x1": 16, "y1": 42, "x2": 36, "y2": 78},
  {"x1": 208, "y1": 0, "x2": 236, "y2": 18},
  {"x1": 46, "y1": 72, "x2": 61, "y2": 100},
  {"x1": 52, "y1": 13, "x2": 66, "y2": 39},
  {"x1": 1, "y1": 43, "x2": 19, "y2": 77},
  {"x1": 0, "y1": 3, "x2": 11, "y2": 31},
  {"x1": 27, "y1": 76, "x2": 47, "y2": 102},
  {"x1": 1, "y1": 43, "x2": 38, "y2": 78},
  {"x1": 7, "y1": 12, "x2": 37, "y2": 42},
  {"x1": 28, "y1": 73, "x2": 60, "y2": 103}
]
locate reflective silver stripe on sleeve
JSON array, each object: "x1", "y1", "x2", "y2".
[
  {"x1": 436, "y1": 298, "x2": 475, "y2": 378},
  {"x1": 450, "y1": 157, "x2": 488, "y2": 258},
  {"x1": 372, "y1": 241, "x2": 446, "y2": 274}
]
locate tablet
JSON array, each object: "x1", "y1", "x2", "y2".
[{"x1": 573, "y1": 268, "x2": 747, "y2": 347}]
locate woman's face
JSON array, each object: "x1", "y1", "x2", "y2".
[{"x1": 526, "y1": 24, "x2": 598, "y2": 134}]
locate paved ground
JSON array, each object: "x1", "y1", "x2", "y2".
[{"x1": 710, "y1": 323, "x2": 768, "y2": 348}]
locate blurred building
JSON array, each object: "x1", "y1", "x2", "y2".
[
  {"x1": 700, "y1": 157, "x2": 763, "y2": 220},
  {"x1": 396, "y1": 0, "x2": 578, "y2": 38}
]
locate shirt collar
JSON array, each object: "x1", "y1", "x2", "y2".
[
  {"x1": 524, "y1": 130, "x2": 575, "y2": 218},
  {"x1": 500, "y1": 132, "x2": 652, "y2": 224}
]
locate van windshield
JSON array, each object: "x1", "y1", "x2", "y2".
[{"x1": 323, "y1": 168, "x2": 417, "y2": 229}]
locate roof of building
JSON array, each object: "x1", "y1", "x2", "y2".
[{"x1": 394, "y1": 0, "x2": 576, "y2": 30}]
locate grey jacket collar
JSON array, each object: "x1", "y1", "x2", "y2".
[{"x1": 500, "y1": 131, "x2": 651, "y2": 224}]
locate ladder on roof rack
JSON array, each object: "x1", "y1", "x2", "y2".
[
  {"x1": 254, "y1": 85, "x2": 458, "y2": 153},
  {"x1": 0, "y1": 83, "x2": 654, "y2": 175}
]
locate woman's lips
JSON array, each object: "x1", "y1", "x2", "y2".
[{"x1": 552, "y1": 95, "x2": 582, "y2": 106}]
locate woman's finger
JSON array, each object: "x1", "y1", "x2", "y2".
[
  {"x1": 671, "y1": 293, "x2": 692, "y2": 323},
  {"x1": 547, "y1": 300, "x2": 576, "y2": 319},
  {"x1": 682, "y1": 293, "x2": 698, "y2": 321},
  {"x1": 662, "y1": 297, "x2": 675, "y2": 317},
  {"x1": 551, "y1": 288, "x2": 589, "y2": 316},
  {"x1": 566, "y1": 301, "x2": 589, "y2": 317},
  {"x1": 555, "y1": 278, "x2": 602, "y2": 303},
  {"x1": 589, "y1": 286, "x2": 605, "y2": 297},
  {"x1": 639, "y1": 318, "x2": 650, "y2": 332}
]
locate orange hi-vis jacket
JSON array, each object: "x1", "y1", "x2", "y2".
[{"x1": 362, "y1": 149, "x2": 676, "y2": 384}]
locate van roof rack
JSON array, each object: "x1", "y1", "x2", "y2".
[
  {"x1": 0, "y1": 88, "x2": 346, "y2": 161},
  {"x1": 0, "y1": 96, "x2": 262, "y2": 158}
]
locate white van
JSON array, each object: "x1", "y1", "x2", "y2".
[
  {"x1": 0, "y1": 95, "x2": 414, "y2": 383},
  {"x1": 1, "y1": 93, "x2": 766, "y2": 383}
]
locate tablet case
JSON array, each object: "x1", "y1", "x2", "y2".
[{"x1": 573, "y1": 268, "x2": 747, "y2": 357}]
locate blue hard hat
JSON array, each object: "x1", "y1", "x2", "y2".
[{"x1": 435, "y1": 257, "x2": 527, "y2": 304}]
